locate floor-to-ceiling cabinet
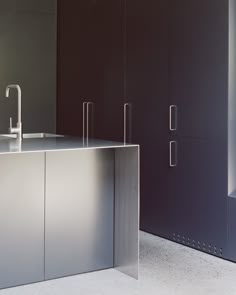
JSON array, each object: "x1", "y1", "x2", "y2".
[
  {"x1": 125, "y1": 0, "x2": 171, "y2": 237},
  {"x1": 126, "y1": 0, "x2": 230, "y2": 258},
  {"x1": 166, "y1": 0, "x2": 229, "y2": 256},
  {"x1": 57, "y1": 0, "x2": 236, "y2": 262}
]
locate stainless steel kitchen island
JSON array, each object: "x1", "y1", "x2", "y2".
[{"x1": 0, "y1": 135, "x2": 139, "y2": 289}]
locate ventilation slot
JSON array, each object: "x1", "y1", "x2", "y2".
[{"x1": 172, "y1": 233, "x2": 223, "y2": 257}]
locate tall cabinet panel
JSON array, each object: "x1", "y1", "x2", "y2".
[
  {"x1": 57, "y1": 0, "x2": 95, "y2": 136},
  {"x1": 57, "y1": 0, "x2": 125, "y2": 141},
  {"x1": 169, "y1": 0, "x2": 228, "y2": 140},
  {"x1": 91, "y1": 0, "x2": 125, "y2": 142},
  {"x1": 126, "y1": 0, "x2": 170, "y2": 236},
  {"x1": 167, "y1": 0, "x2": 229, "y2": 255}
]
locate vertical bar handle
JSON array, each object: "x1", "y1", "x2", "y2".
[
  {"x1": 169, "y1": 141, "x2": 178, "y2": 167},
  {"x1": 83, "y1": 102, "x2": 88, "y2": 143},
  {"x1": 169, "y1": 105, "x2": 178, "y2": 131},
  {"x1": 124, "y1": 103, "x2": 130, "y2": 144},
  {"x1": 86, "y1": 102, "x2": 93, "y2": 144}
]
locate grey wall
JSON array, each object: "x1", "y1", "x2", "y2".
[{"x1": 0, "y1": 0, "x2": 56, "y2": 134}]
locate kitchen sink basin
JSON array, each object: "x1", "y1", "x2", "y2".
[{"x1": 0, "y1": 133, "x2": 64, "y2": 139}]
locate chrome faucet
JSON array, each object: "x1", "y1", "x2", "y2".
[{"x1": 5, "y1": 85, "x2": 22, "y2": 140}]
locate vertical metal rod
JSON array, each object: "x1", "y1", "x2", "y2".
[
  {"x1": 83, "y1": 102, "x2": 88, "y2": 145},
  {"x1": 87, "y1": 102, "x2": 93, "y2": 145},
  {"x1": 124, "y1": 103, "x2": 130, "y2": 144}
]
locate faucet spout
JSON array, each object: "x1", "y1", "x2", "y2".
[
  {"x1": 5, "y1": 84, "x2": 22, "y2": 140},
  {"x1": 6, "y1": 85, "x2": 22, "y2": 125}
]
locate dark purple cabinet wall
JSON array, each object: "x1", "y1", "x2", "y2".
[
  {"x1": 167, "y1": 0, "x2": 229, "y2": 255},
  {"x1": 57, "y1": 0, "x2": 125, "y2": 142},
  {"x1": 125, "y1": 0, "x2": 228, "y2": 257},
  {"x1": 57, "y1": 0, "x2": 236, "y2": 262},
  {"x1": 126, "y1": 0, "x2": 171, "y2": 238}
]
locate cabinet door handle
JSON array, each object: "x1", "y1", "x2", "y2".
[
  {"x1": 83, "y1": 102, "x2": 88, "y2": 143},
  {"x1": 86, "y1": 102, "x2": 93, "y2": 144},
  {"x1": 124, "y1": 103, "x2": 131, "y2": 144},
  {"x1": 83, "y1": 101, "x2": 93, "y2": 144},
  {"x1": 169, "y1": 141, "x2": 178, "y2": 167},
  {"x1": 169, "y1": 105, "x2": 178, "y2": 131}
]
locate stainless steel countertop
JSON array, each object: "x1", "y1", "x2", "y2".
[{"x1": 0, "y1": 135, "x2": 139, "y2": 154}]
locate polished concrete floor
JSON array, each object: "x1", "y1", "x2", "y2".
[{"x1": 1, "y1": 231, "x2": 236, "y2": 295}]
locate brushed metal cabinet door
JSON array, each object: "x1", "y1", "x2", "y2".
[
  {"x1": 45, "y1": 149, "x2": 114, "y2": 280},
  {"x1": 0, "y1": 153, "x2": 45, "y2": 289}
]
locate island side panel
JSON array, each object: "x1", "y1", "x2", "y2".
[
  {"x1": 114, "y1": 146, "x2": 140, "y2": 279},
  {"x1": 45, "y1": 149, "x2": 114, "y2": 280},
  {"x1": 0, "y1": 152, "x2": 45, "y2": 289}
]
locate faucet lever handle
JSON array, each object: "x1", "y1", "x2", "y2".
[{"x1": 9, "y1": 117, "x2": 12, "y2": 129}]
